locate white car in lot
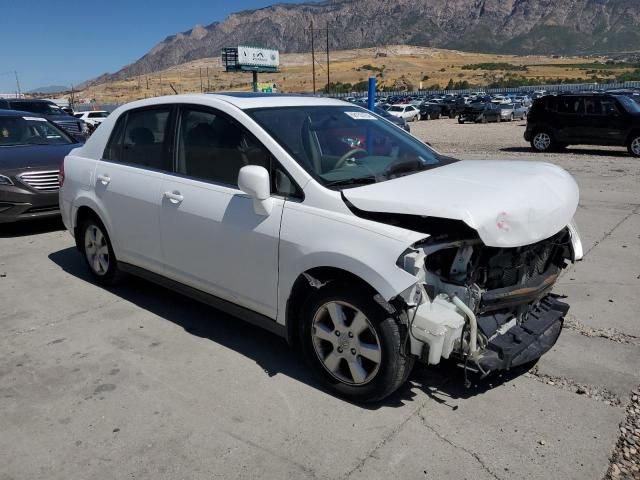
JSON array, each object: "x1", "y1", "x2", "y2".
[
  {"x1": 386, "y1": 104, "x2": 421, "y2": 122},
  {"x1": 59, "y1": 93, "x2": 583, "y2": 402},
  {"x1": 74, "y1": 110, "x2": 109, "y2": 127}
]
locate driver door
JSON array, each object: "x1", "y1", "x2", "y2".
[{"x1": 158, "y1": 106, "x2": 285, "y2": 318}]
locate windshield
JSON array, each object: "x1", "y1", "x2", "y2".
[
  {"x1": 388, "y1": 106, "x2": 404, "y2": 112},
  {"x1": 248, "y1": 106, "x2": 456, "y2": 188},
  {"x1": 89, "y1": 111, "x2": 109, "y2": 118},
  {"x1": 617, "y1": 95, "x2": 640, "y2": 113},
  {"x1": 0, "y1": 115, "x2": 74, "y2": 147}
]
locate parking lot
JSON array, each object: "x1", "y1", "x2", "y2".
[{"x1": 1, "y1": 118, "x2": 639, "y2": 479}]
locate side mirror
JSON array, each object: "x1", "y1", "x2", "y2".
[{"x1": 238, "y1": 165, "x2": 273, "y2": 216}]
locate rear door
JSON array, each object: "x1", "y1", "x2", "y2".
[
  {"x1": 95, "y1": 106, "x2": 174, "y2": 272},
  {"x1": 158, "y1": 105, "x2": 286, "y2": 318},
  {"x1": 553, "y1": 96, "x2": 585, "y2": 143}
]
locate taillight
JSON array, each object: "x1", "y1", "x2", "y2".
[{"x1": 59, "y1": 158, "x2": 65, "y2": 187}]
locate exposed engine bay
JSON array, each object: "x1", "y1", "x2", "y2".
[{"x1": 394, "y1": 221, "x2": 578, "y2": 376}]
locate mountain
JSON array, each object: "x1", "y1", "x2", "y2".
[
  {"x1": 99, "y1": 0, "x2": 640, "y2": 82},
  {"x1": 27, "y1": 85, "x2": 70, "y2": 94}
]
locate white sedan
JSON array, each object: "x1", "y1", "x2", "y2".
[
  {"x1": 73, "y1": 110, "x2": 109, "y2": 127},
  {"x1": 60, "y1": 93, "x2": 582, "y2": 402},
  {"x1": 386, "y1": 104, "x2": 421, "y2": 122}
]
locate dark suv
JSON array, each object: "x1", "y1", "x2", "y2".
[
  {"x1": 525, "y1": 94, "x2": 640, "y2": 157},
  {"x1": 0, "y1": 99, "x2": 86, "y2": 137}
]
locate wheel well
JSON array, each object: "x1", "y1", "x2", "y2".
[
  {"x1": 285, "y1": 267, "x2": 380, "y2": 347},
  {"x1": 73, "y1": 206, "x2": 102, "y2": 250},
  {"x1": 626, "y1": 129, "x2": 640, "y2": 144}
]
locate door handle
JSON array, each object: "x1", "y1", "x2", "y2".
[{"x1": 163, "y1": 190, "x2": 184, "y2": 204}]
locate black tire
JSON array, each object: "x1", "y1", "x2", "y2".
[
  {"x1": 628, "y1": 134, "x2": 640, "y2": 158},
  {"x1": 79, "y1": 216, "x2": 123, "y2": 286},
  {"x1": 481, "y1": 115, "x2": 488, "y2": 124},
  {"x1": 299, "y1": 283, "x2": 414, "y2": 403},
  {"x1": 431, "y1": 112, "x2": 440, "y2": 120},
  {"x1": 458, "y1": 117, "x2": 465, "y2": 124},
  {"x1": 449, "y1": 112, "x2": 456, "y2": 119}
]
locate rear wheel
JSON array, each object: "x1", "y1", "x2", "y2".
[
  {"x1": 458, "y1": 118, "x2": 465, "y2": 124},
  {"x1": 628, "y1": 134, "x2": 640, "y2": 158},
  {"x1": 299, "y1": 284, "x2": 414, "y2": 403},
  {"x1": 80, "y1": 217, "x2": 123, "y2": 286},
  {"x1": 531, "y1": 130, "x2": 554, "y2": 152}
]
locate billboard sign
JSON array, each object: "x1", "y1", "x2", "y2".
[{"x1": 238, "y1": 46, "x2": 279, "y2": 69}]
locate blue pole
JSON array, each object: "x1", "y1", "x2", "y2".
[{"x1": 367, "y1": 77, "x2": 376, "y2": 112}]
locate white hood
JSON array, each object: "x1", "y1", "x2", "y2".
[{"x1": 342, "y1": 160, "x2": 579, "y2": 248}]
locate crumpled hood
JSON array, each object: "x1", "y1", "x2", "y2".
[{"x1": 342, "y1": 160, "x2": 579, "y2": 248}]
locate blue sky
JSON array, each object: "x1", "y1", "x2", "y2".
[{"x1": 0, "y1": 0, "x2": 307, "y2": 92}]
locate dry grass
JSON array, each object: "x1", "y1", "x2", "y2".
[{"x1": 79, "y1": 45, "x2": 619, "y2": 104}]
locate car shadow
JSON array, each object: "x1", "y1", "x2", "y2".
[
  {"x1": 0, "y1": 217, "x2": 65, "y2": 238},
  {"x1": 48, "y1": 246, "x2": 534, "y2": 409},
  {"x1": 500, "y1": 146, "x2": 630, "y2": 157}
]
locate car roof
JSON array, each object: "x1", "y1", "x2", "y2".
[
  {"x1": 0, "y1": 109, "x2": 46, "y2": 118},
  {"x1": 115, "y1": 93, "x2": 350, "y2": 112}
]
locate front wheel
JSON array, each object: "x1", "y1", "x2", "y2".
[
  {"x1": 628, "y1": 134, "x2": 640, "y2": 157},
  {"x1": 299, "y1": 284, "x2": 414, "y2": 403},
  {"x1": 80, "y1": 217, "x2": 123, "y2": 286},
  {"x1": 531, "y1": 131, "x2": 554, "y2": 152}
]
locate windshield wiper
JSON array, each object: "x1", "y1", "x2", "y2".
[{"x1": 324, "y1": 176, "x2": 378, "y2": 188}]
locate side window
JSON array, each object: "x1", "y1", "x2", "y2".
[
  {"x1": 557, "y1": 97, "x2": 584, "y2": 115},
  {"x1": 103, "y1": 108, "x2": 170, "y2": 169},
  {"x1": 176, "y1": 107, "x2": 270, "y2": 187},
  {"x1": 594, "y1": 98, "x2": 619, "y2": 116}
]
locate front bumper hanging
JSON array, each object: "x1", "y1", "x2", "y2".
[{"x1": 475, "y1": 296, "x2": 569, "y2": 372}]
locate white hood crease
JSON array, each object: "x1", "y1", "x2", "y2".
[{"x1": 342, "y1": 160, "x2": 580, "y2": 248}]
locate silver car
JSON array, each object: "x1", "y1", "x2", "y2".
[{"x1": 499, "y1": 103, "x2": 528, "y2": 121}]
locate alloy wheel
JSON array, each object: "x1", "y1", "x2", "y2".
[
  {"x1": 631, "y1": 137, "x2": 640, "y2": 156},
  {"x1": 533, "y1": 132, "x2": 552, "y2": 151},
  {"x1": 84, "y1": 225, "x2": 110, "y2": 276},
  {"x1": 311, "y1": 301, "x2": 382, "y2": 386}
]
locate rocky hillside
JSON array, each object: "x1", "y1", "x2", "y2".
[{"x1": 101, "y1": 0, "x2": 640, "y2": 82}]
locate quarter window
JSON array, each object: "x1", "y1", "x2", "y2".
[{"x1": 103, "y1": 107, "x2": 170, "y2": 170}]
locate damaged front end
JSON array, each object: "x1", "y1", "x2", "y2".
[{"x1": 396, "y1": 222, "x2": 582, "y2": 376}]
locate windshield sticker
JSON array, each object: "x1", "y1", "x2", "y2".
[
  {"x1": 345, "y1": 111, "x2": 376, "y2": 120},
  {"x1": 23, "y1": 117, "x2": 47, "y2": 122}
]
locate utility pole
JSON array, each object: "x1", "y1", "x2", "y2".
[
  {"x1": 160, "y1": 73, "x2": 163, "y2": 96},
  {"x1": 14, "y1": 71, "x2": 21, "y2": 97},
  {"x1": 199, "y1": 68, "x2": 203, "y2": 93},
  {"x1": 326, "y1": 22, "x2": 330, "y2": 92},
  {"x1": 310, "y1": 20, "x2": 316, "y2": 94},
  {"x1": 206, "y1": 67, "x2": 210, "y2": 92}
]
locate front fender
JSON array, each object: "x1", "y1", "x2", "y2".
[{"x1": 276, "y1": 202, "x2": 424, "y2": 325}]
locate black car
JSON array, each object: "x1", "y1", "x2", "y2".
[
  {"x1": 525, "y1": 93, "x2": 640, "y2": 157},
  {"x1": 0, "y1": 110, "x2": 82, "y2": 223},
  {"x1": 418, "y1": 102, "x2": 441, "y2": 120},
  {"x1": 0, "y1": 99, "x2": 86, "y2": 137},
  {"x1": 458, "y1": 103, "x2": 501, "y2": 123}
]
